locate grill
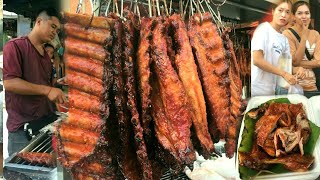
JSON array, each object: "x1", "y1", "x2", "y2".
[
  {"x1": 4, "y1": 130, "x2": 190, "y2": 180},
  {"x1": 161, "y1": 170, "x2": 189, "y2": 180},
  {"x1": 4, "y1": 132, "x2": 58, "y2": 180}
]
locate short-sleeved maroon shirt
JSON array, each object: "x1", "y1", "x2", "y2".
[{"x1": 3, "y1": 36, "x2": 54, "y2": 132}]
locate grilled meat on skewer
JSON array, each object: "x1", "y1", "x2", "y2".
[
  {"x1": 151, "y1": 18, "x2": 195, "y2": 165},
  {"x1": 221, "y1": 29, "x2": 244, "y2": 158},
  {"x1": 137, "y1": 17, "x2": 154, "y2": 140},
  {"x1": 169, "y1": 14, "x2": 214, "y2": 158},
  {"x1": 188, "y1": 13, "x2": 231, "y2": 141},
  {"x1": 112, "y1": 17, "x2": 142, "y2": 179},
  {"x1": 17, "y1": 152, "x2": 56, "y2": 167},
  {"x1": 123, "y1": 11, "x2": 153, "y2": 180}
]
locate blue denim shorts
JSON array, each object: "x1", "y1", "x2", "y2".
[
  {"x1": 8, "y1": 130, "x2": 29, "y2": 156},
  {"x1": 275, "y1": 86, "x2": 288, "y2": 95}
]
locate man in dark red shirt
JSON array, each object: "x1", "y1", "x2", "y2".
[{"x1": 3, "y1": 8, "x2": 66, "y2": 155}]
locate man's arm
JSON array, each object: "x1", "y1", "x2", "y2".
[
  {"x1": 4, "y1": 78, "x2": 50, "y2": 95},
  {"x1": 4, "y1": 78, "x2": 66, "y2": 103}
]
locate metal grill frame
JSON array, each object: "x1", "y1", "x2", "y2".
[{"x1": 4, "y1": 132, "x2": 58, "y2": 180}]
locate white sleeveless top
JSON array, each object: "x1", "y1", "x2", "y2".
[
  {"x1": 298, "y1": 40, "x2": 317, "y2": 91},
  {"x1": 306, "y1": 40, "x2": 316, "y2": 56}
]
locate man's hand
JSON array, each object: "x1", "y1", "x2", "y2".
[{"x1": 47, "y1": 87, "x2": 67, "y2": 104}]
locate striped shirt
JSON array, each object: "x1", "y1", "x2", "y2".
[{"x1": 283, "y1": 29, "x2": 320, "y2": 91}]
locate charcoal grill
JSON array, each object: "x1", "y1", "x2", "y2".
[{"x1": 4, "y1": 131, "x2": 58, "y2": 180}]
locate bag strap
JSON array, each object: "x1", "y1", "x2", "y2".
[
  {"x1": 288, "y1": 28, "x2": 313, "y2": 60},
  {"x1": 289, "y1": 28, "x2": 300, "y2": 41}
]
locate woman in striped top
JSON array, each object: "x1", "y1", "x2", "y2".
[{"x1": 283, "y1": 1, "x2": 320, "y2": 95}]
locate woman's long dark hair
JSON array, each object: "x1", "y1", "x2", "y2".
[
  {"x1": 292, "y1": 1, "x2": 310, "y2": 14},
  {"x1": 292, "y1": 1, "x2": 313, "y2": 29},
  {"x1": 271, "y1": 0, "x2": 292, "y2": 10}
]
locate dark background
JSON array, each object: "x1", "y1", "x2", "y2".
[{"x1": 4, "y1": 0, "x2": 61, "y2": 20}]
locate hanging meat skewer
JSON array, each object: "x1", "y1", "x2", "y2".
[
  {"x1": 169, "y1": 14, "x2": 214, "y2": 158},
  {"x1": 221, "y1": 29, "x2": 244, "y2": 158},
  {"x1": 151, "y1": 17, "x2": 196, "y2": 165},
  {"x1": 53, "y1": 5, "x2": 249, "y2": 178},
  {"x1": 122, "y1": 10, "x2": 153, "y2": 179},
  {"x1": 239, "y1": 46, "x2": 247, "y2": 79},
  {"x1": 244, "y1": 48, "x2": 251, "y2": 77},
  {"x1": 235, "y1": 42, "x2": 251, "y2": 98},
  {"x1": 137, "y1": 17, "x2": 154, "y2": 141},
  {"x1": 55, "y1": 12, "x2": 118, "y2": 179},
  {"x1": 111, "y1": 16, "x2": 142, "y2": 180},
  {"x1": 137, "y1": 16, "x2": 184, "y2": 177},
  {"x1": 188, "y1": 13, "x2": 231, "y2": 141}
]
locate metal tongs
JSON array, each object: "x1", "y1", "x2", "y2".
[{"x1": 41, "y1": 112, "x2": 67, "y2": 134}]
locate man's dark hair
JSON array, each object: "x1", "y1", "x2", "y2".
[{"x1": 36, "y1": 7, "x2": 61, "y2": 21}]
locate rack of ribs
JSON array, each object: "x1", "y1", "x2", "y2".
[
  {"x1": 55, "y1": 12, "x2": 118, "y2": 179},
  {"x1": 188, "y1": 13, "x2": 231, "y2": 141},
  {"x1": 151, "y1": 17, "x2": 195, "y2": 166},
  {"x1": 169, "y1": 14, "x2": 214, "y2": 158},
  {"x1": 221, "y1": 29, "x2": 244, "y2": 158},
  {"x1": 137, "y1": 17, "x2": 154, "y2": 141},
  {"x1": 111, "y1": 16, "x2": 142, "y2": 179},
  {"x1": 123, "y1": 10, "x2": 153, "y2": 179}
]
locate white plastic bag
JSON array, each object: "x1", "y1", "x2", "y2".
[
  {"x1": 288, "y1": 84, "x2": 304, "y2": 95},
  {"x1": 276, "y1": 53, "x2": 292, "y2": 89}
]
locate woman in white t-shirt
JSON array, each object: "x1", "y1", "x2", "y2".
[{"x1": 251, "y1": 0, "x2": 304, "y2": 97}]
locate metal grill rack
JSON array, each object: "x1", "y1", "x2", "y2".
[
  {"x1": 161, "y1": 170, "x2": 190, "y2": 180},
  {"x1": 4, "y1": 131, "x2": 192, "y2": 179},
  {"x1": 4, "y1": 132, "x2": 58, "y2": 180},
  {"x1": 9, "y1": 134, "x2": 54, "y2": 167}
]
